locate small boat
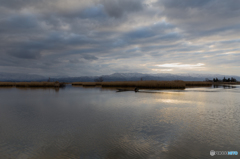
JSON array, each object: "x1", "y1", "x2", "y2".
[
  {"x1": 134, "y1": 87, "x2": 139, "y2": 92},
  {"x1": 117, "y1": 87, "x2": 139, "y2": 92}
]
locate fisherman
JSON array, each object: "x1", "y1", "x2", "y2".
[{"x1": 134, "y1": 87, "x2": 139, "y2": 92}]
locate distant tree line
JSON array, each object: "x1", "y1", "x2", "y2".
[{"x1": 206, "y1": 77, "x2": 237, "y2": 82}]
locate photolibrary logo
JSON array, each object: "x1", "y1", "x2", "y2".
[
  {"x1": 210, "y1": 150, "x2": 238, "y2": 156},
  {"x1": 210, "y1": 150, "x2": 215, "y2": 156}
]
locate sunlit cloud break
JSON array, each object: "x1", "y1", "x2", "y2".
[
  {"x1": 156, "y1": 63, "x2": 205, "y2": 69},
  {"x1": 152, "y1": 69, "x2": 173, "y2": 72}
]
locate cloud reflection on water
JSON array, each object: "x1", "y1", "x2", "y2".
[{"x1": 0, "y1": 86, "x2": 240, "y2": 158}]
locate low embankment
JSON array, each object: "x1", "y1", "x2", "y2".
[
  {"x1": 184, "y1": 81, "x2": 212, "y2": 86},
  {"x1": 72, "y1": 81, "x2": 215, "y2": 89},
  {"x1": 72, "y1": 82, "x2": 102, "y2": 86},
  {"x1": 73, "y1": 81, "x2": 186, "y2": 89},
  {"x1": 0, "y1": 82, "x2": 65, "y2": 87}
]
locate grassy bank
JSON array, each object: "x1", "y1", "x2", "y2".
[
  {"x1": 101, "y1": 81, "x2": 186, "y2": 88},
  {"x1": 184, "y1": 81, "x2": 212, "y2": 86},
  {"x1": 72, "y1": 82, "x2": 103, "y2": 86},
  {"x1": 73, "y1": 81, "x2": 186, "y2": 89},
  {"x1": 0, "y1": 82, "x2": 65, "y2": 87},
  {"x1": 0, "y1": 82, "x2": 15, "y2": 87},
  {"x1": 72, "y1": 82, "x2": 83, "y2": 85},
  {"x1": 72, "y1": 81, "x2": 217, "y2": 89}
]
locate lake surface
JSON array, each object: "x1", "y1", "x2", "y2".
[{"x1": 0, "y1": 85, "x2": 240, "y2": 159}]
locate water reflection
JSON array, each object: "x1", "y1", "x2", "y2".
[
  {"x1": 213, "y1": 84, "x2": 236, "y2": 89},
  {"x1": 0, "y1": 85, "x2": 239, "y2": 158}
]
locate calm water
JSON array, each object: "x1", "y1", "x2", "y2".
[{"x1": 0, "y1": 85, "x2": 240, "y2": 159}]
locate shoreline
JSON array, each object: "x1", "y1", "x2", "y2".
[
  {"x1": 0, "y1": 82, "x2": 65, "y2": 87},
  {"x1": 72, "y1": 81, "x2": 213, "y2": 89}
]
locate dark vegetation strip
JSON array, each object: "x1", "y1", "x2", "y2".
[
  {"x1": 73, "y1": 81, "x2": 186, "y2": 89},
  {"x1": 72, "y1": 81, "x2": 218, "y2": 89},
  {"x1": 0, "y1": 82, "x2": 65, "y2": 87}
]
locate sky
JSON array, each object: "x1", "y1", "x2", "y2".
[{"x1": 0, "y1": 0, "x2": 240, "y2": 77}]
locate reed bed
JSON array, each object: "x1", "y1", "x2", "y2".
[
  {"x1": 72, "y1": 82, "x2": 83, "y2": 85},
  {"x1": 184, "y1": 81, "x2": 212, "y2": 86},
  {"x1": 95, "y1": 82, "x2": 102, "y2": 86},
  {"x1": 72, "y1": 81, "x2": 186, "y2": 88},
  {"x1": 0, "y1": 82, "x2": 15, "y2": 87},
  {"x1": 72, "y1": 81, "x2": 215, "y2": 88},
  {"x1": 0, "y1": 82, "x2": 64, "y2": 87},
  {"x1": 73, "y1": 82, "x2": 103, "y2": 86},
  {"x1": 101, "y1": 81, "x2": 186, "y2": 89},
  {"x1": 81, "y1": 82, "x2": 97, "y2": 86}
]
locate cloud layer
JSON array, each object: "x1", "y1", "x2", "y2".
[{"x1": 0, "y1": 0, "x2": 240, "y2": 76}]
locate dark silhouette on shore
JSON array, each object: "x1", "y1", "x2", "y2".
[{"x1": 210, "y1": 77, "x2": 237, "y2": 82}]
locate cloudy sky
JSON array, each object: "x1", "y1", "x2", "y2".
[{"x1": 0, "y1": 0, "x2": 240, "y2": 77}]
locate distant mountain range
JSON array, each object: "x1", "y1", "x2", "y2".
[
  {"x1": 1, "y1": 72, "x2": 239, "y2": 82},
  {"x1": 0, "y1": 72, "x2": 46, "y2": 82}
]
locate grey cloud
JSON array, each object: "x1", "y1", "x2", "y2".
[
  {"x1": 127, "y1": 27, "x2": 156, "y2": 39},
  {"x1": 0, "y1": 0, "x2": 39, "y2": 9},
  {"x1": 5, "y1": 40, "x2": 47, "y2": 59},
  {"x1": 157, "y1": 0, "x2": 240, "y2": 34},
  {"x1": 69, "y1": 59, "x2": 81, "y2": 63},
  {"x1": 0, "y1": 0, "x2": 239, "y2": 76},
  {"x1": 0, "y1": 14, "x2": 40, "y2": 33},
  {"x1": 154, "y1": 32, "x2": 181, "y2": 42},
  {"x1": 80, "y1": 5, "x2": 107, "y2": 19},
  {"x1": 160, "y1": 0, "x2": 211, "y2": 9},
  {"x1": 121, "y1": 22, "x2": 179, "y2": 47},
  {"x1": 101, "y1": 0, "x2": 144, "y2": 18},
  {"x1": 82, "y1": 55, "x2": 98, "y2": 61},
  {"x1": 8, "y1": 49, "x2": 41, "y2": 59}
]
